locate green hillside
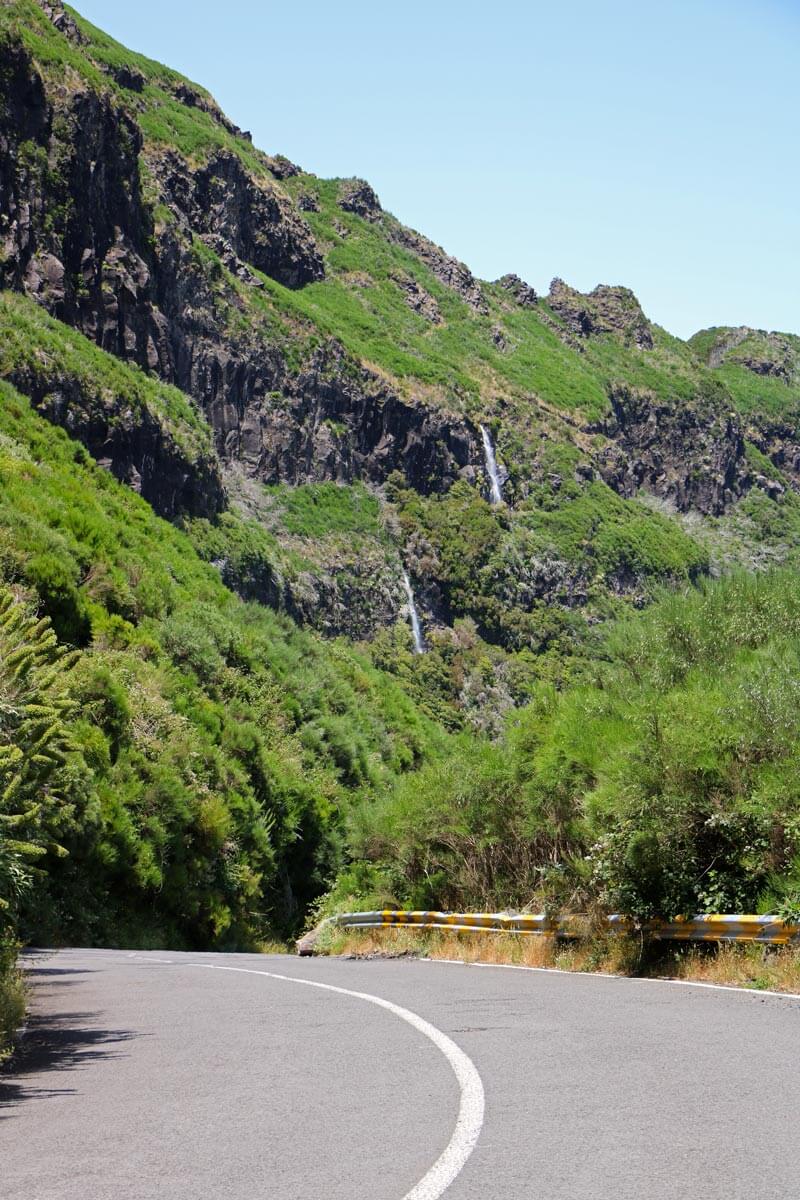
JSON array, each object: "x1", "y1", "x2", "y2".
[{"x1": 2, "y1": 0, "x2": 800, "y2": 1045}]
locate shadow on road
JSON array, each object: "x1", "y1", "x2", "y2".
[{"x1": 0, "y1": 966, "x2": 139, "y2": 1118}]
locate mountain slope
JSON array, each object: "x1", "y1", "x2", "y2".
[
  {"x1": 3, "y1": 1, "x2": 800, "y2": 665},
  {"x1": 1, "y1": 0, "x2": 800, "y2": 1010}
]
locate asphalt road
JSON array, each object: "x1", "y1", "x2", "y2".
[{"x1": 2, "y1": 949, "x2": 799, "y2": 1199}]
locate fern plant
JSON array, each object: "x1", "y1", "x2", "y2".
[{"x1": 0, "y1": 589, "x2": 77, "y2": 930}]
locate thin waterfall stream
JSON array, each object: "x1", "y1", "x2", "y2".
[
  {"x1": 479, "y1": 424, "x2": 504, "y2": 505},
  {"x1": 401, "y1": 569, "x2": 425, "y2": 654}
]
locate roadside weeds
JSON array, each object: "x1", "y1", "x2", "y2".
[
  {"x1": 317, "y1": 927, "x2": 800, "y2": 994},
  {"x1": 0, "y1": 949, "x2": 26, "y2": 1065}
]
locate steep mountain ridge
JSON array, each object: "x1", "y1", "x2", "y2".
[{"x1": 3, "y1": 0, "x2": 800, "y2": 658}]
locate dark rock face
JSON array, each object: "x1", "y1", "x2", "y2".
[
  {"x1": 595, "y1": 384, "x2": 749, "y2": 515},
  {"x1": 107, "y1": 63, "x2": 145, "y2": 93},
  {"x1": 391, "y1": 226, "x2": 487, "y2": 314},
  {"x1": 391, "y1": 272, "x2": 442, "y2": 323},
  {"x1": 497, "y1": 273, "x2": 538, "y2": 307},
  {"x1": 155, "y1": 150, "x2": 324, "y2": 287},
  {"x1": 338, "y1": 178, "x2": 382, "y2": 221},
  {"x1": 548, "y1": 279, "x2": 654, "y2": 350},
  {"x1": 237, "y1": 342, "x2": 483, "y2": 493}
]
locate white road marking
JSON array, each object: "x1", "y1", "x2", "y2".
[
  {"x1": 191, "y1": 963, "x2": 485, "y2": 1200},
  {"x1": 421, "y1": 956, "x2": 800, "y2": 1000}
]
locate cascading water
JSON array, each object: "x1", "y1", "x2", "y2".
[
  {"x1": 401, "y1": 569, "x2": 425, "y2": 654},
  {"x1": 479, "y1": 424, "x2": 504, "y2": 505}
]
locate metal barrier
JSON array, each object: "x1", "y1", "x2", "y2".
[{"x1": 323, "y1": 910, "x2": 800, "y2": 945}]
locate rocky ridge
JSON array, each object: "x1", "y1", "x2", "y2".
[
  {"x1": 547, "y1": 278, "x2": 654, "y2": 349},
  {"x1": 2, "y1": 0, "x2": 800, "y2": 652}
]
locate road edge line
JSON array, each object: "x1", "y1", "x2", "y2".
[{"x1": 418, "y1": 956, "x2": 800, "y2": 999}]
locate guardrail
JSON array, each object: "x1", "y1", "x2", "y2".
[{"x1": 297, "y1": 910, "x2": 800, "y2": 954}]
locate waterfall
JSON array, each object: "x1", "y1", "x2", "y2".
[
  {"x1": 401, "y1": 570, "x2": 425, "y2": 654},
  {"x1": 479, "y1": 424, "x2": 504, "y2": 505}
]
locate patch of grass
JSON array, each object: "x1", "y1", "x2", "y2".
[
  {"x1": 521, "y1": 480, "x2": 710, "y2": 582},
  {"x1": 268, "y1": 481, "x2": 385, "y2": 539}
]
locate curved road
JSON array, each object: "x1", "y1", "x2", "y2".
[{"x1": 2, "y1": 948, "x2": 799, "y2": 1199}]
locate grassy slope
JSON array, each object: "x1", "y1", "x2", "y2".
[{"x1": 689, "y1": 326, "x2": 800, "y2": 420}]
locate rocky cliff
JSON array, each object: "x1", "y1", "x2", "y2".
[
  {"x1": 2, "y1": 0, "x2": 800, "y2": 658},
  {"x1": 0, "y1": 7, "x2": 490, "y2": 515}
]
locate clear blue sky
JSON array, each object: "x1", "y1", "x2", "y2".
[{"x1": 75, "y1": 0, "x2": 799, "y2": 340}]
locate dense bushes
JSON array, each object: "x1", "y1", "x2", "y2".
[
  {"x1": 0, "y1": 378, "x2": 442, "y2": 969},
  {"x1": 348, "y1": 574, "x2": 800, "y2": 921},
  {"x1": 0, "y1": 588, "x2": 84, "y2": 1056},
  {"x1": 389, "y1": 471, "x2": 708, "y2": 655}
]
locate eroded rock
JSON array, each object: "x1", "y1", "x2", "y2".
[
  {"x1": 497, "y1": 273, "x2": 538, "y2": 307},
  {"x1": 594, "y1": 384, "x2": 749, "y2": 515},
  {"x1": 391, "y1": 226, "x2": 487, "y2": 314},
  {"x1": 548, "y1": 279, "x2": 653, "y2": 349},
  {"x1": 338, "y1": 178, "x2": 382, "y2": 221}
]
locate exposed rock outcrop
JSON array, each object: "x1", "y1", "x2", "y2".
[
  {"x1": 155, "y1": 149, "x2": 324, "y2": 287},
  {"x1": 747, "y1": 419, "x2": 800, "y2": 493},
  {"x1": 106, "y1": 63, "x2": 145, "y2": 93},
  {"x1": 700, "y1": 327, "x2": 798, "y2": 381},
  {"x1": 595, "y1": 384, "x2": 749, "y2": 515},
  {"x1": 36, "y1": 0, "x2": 86, "y2": 44},
  {"x1": 548, "y1": 279, "x2": 654, "y2": 350},
  {"x1": 265, "y1": 155, "x2": 302, "y2": 180},
  {"x1": 282, "y1": 552, "x2": 406, "y2": 641},
  {"x1": 391, "y1": 226, "x2": 487, "y2": 314},
  {"x1": 338, "y1": 178, "x2": 382, "y2": 221},
  {"x1": 497, "y1": 273, "x2": 538, "y2": 307},
  {"x1": 391, "y1": 272, "x2": 442, "y2": 323},
  {"x1": 703, "y1": 326, "x2": 750, "y2": 369}
]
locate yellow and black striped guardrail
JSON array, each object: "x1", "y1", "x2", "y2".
[{"x1": 297, "y1": 910, "x2": 800, "y2": 954}]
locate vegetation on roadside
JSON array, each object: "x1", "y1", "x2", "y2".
[
  {"x1": 0, "y1": 376, "x2": 445, "y2": 967},
  {"x1": 323, "y1": 926, "x2": 800, "y2": 995},
  {"x1": 339, "y1": 573, "x2": 800, "y2": 921}
]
